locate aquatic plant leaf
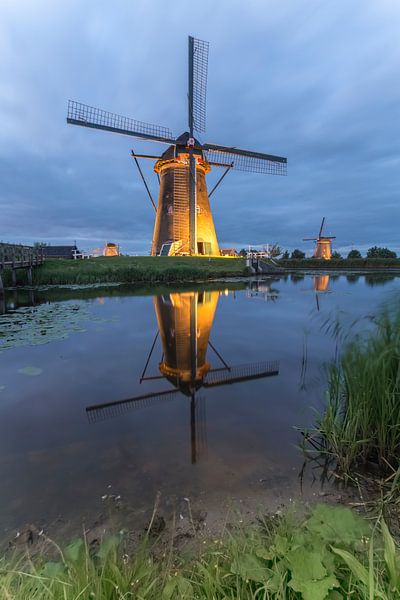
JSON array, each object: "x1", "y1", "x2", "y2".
[
  {"x1": 65, "y1": 538, "x2": 84, "y2": 562},
  {"x1": 273, "y1": 533, "x2": 290, "y2": 556},
  {"x1": 255, "y1": 545, "x2": 275, "y2": 560},
  {"x1": 327, "y1": 592, "x2": 343, "y2": 600},
  {"x1": 230, "y1": 553, "x2": 270, "y2": 582},
  {"x1": 306, "y1": 504, "x2": 369, "y2": 546},
  {"x1": 18, "y1": 366, "x2": 43, "y2": 376},
  {"x1": 0, "y1": 301, "x2": 109, "y2": 352},
  {"x1": 286, "y1": 547, "x2": 327, "y2": 581},
  {"x1": 289, "y1": 574, "x2": 339, "y2": 600},
  {"x1": 40, "y1": 561, "x2": 65, "y2": 578}
]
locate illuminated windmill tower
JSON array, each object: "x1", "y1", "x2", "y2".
[
  {"x1": 87, "y1": 288, "x2": 279, "y2": 463},
  {"x1": 303, "y1": 218, "x2": 336, "y2": 260},
  {"x1": 67, "y1": 36, "x2": 287, "y2": 256}
]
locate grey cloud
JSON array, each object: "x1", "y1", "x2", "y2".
[{"x1": 1, "y1": 0, "x2": 399, "y2": 255}]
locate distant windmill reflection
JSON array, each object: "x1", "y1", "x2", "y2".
[
  {"x1": 86, "y1": 289, "x2": 279, "y2": 463},
  {"x1": 313, "y1": 275, "x2": 330, "y2": 311}
]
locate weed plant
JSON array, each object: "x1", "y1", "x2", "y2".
[
  {"x1": 314, "y1": 306, "x2": 400, "y2": 476},
  {"x1": 1, "y1": 504, "x2": 399, "y2": 599}
]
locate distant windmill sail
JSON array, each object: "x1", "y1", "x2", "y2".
[{"x1": 67, "y1": 35, "x2": 287, "y2": 257}]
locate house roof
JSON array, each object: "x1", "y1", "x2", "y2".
[{"x1": 43, "y1": 245, "x2": 78, "y2": 257}]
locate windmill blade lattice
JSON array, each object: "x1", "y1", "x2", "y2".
[
  {"x1": 204, "y1": 360, "x2": 279, "y2": 387},
  {"x1": 86, "y1": 389, "x2": 178, "y2": 423},
  {"x1": 203, "y1": 144, "x2": 287, "y2": 175},
  {"x1": 189, "y1": 37, "x2": 209, "y2": 133},
  {"x1": 67, "y1": 100, "x2": 175, "y2": 144}
]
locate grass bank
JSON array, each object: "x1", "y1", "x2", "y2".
[
  {"x1": 2, "y1": 504, "x2": 400, "y2": 599},
  {"x1": 280, "y1": 258, "x2": 400, "y2": 270},
  {"x1": 306, "y1": 304, "x2": 400, "y2": 478},
  {"x1": 22, "y1": 256, "x2": 248, "y2": 286}
]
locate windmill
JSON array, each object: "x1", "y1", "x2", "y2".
[
  {"x1": 303, "y1": 218, "x2": 335, "y2": 260},
  {"x1": 86, "y1": 289, "x2": 279, "y2": 463},
  {"x1": 67, "y1": 36, "x2": 287, "y2": 256}
]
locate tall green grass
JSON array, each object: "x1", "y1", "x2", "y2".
[
  {"x1": 315, "y1": 306, "x2": 400, "y2": 476},
  {"x1": 1, "y1": 505, "x2": 399, "y2": 599},
  {"x1": 29, "y1": 257, "x2": 247, "y2": 286}
]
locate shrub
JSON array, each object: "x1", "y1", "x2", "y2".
[
  {"x1": 367, "y1": 246, "x2": 397, "y2": 259},
  {"x1": 347, "y1": 249, "x2": 362, "y2": 259},
  {"x1": 291, "y1": 249, "x2": 306, "y2": 260}
]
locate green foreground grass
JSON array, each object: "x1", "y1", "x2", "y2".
[
  {"x1": 25, "y1": 256, "x2": 247, "y2": 285},
  {"x1": 2, "y1": 504, "x2": 400, "y2": 599},
  {"x1": 309, "y1": 304, "x2": 400, "y2": 477}
]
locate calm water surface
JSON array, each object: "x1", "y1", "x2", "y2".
[{"x1": 0, "y1": 273, "x2": 399, "y2": 538}]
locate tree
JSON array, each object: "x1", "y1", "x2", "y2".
[
  {"x1": 347, "y1": 249, "x2": 362, "y2": 259},
  {"x1": 265, "y1": 244, "x2": 282, "y2": 258},
  {"x1": 238, "y1": 248, "x2": 247, "y2": 257},
  {"x1": 366, "y1": 246, "x2": 397, "y2": 259},
  {"x1": 291, "y1": 249, "x2": 305, "y2": 260},
  {"x1": 331, "y1": 251, "x2": 342, "y2": 259},
  {"x1": 281, "y1": 250, "x2": 289, "y2": 260}
]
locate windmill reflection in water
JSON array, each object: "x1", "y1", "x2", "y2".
[
  {"x1": 86, "y1": 289, "x2": 279, "y2": 463},
  {"x1": 313, "y1": 275, "x2": 330, "y2": 311}
]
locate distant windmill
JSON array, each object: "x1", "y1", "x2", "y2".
[
  {"x1": 303, "y1": 218, "x2": 335, "y2": 260},
  {"x1": 86, "y1": 290, "x2": 279, "y2": 463},
  {"x1": 67, "y1": 36, "x2": 287, "y2": 257}
]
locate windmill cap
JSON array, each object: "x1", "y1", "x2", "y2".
[{"x1": 160, "y1": 131, "x2": 204, "y2": 161}]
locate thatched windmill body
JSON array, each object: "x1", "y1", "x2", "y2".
[
  {"x1": 303, "y1": 218, "x2": 335, "y2": 260},
  {"x1": 67, "y1": 36, "x2": 287, "y2": 256}
]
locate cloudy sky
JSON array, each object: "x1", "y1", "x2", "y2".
[{"x1": 1, "y1": 0, "x2": 399, "y2": 255}]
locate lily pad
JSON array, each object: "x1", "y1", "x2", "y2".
[
  {"x1": 0, "y1": 301, "x2": 109, "y2": 352},
  {"x1": 18, "y1": 367, "x2": 43, "y2": 376}
]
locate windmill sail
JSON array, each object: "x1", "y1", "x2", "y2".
[
  {"x1": 67, "y1": 101, "x2": 175, "y2": 144},
  {"x1": 86, "y1": 389, "x2": 178, "y2": 423},
  {"x1": 204, "y1": 360, "x2": 279, "y2": 387},
  {"x1": 318, "y1": 217, "x2": 325, "y2": 238},
  {"x1": 188, "y1": 37, "x2": 209, "y2": 133},
  {"x1": 203, "y1": 143, "x2": 287, "y2": 175}
]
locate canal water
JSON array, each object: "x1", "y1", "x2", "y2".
[{"x1": 0, "y1": 273, "x2": 399, "y2": 540}]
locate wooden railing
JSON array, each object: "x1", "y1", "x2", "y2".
[
  {"x1": 0, "y1": 243, "x2": 44, "y2": 270},
  {"x1": 0, "y1": 243, "x2": 45, "y2": 292}
]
